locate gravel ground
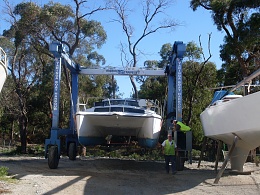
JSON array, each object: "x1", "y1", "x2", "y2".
[{"x1": 0, "y1": 156, "x2": 260, "y2": 195}]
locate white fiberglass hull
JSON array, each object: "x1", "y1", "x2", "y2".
[
  {"x1": 76, "y1": 112, "x2": 162, "y2": 148},
  {"x1": 200, "y1": 91, "x2": 260, "y2": 171},
  {"x1": 0, "y1": 48, "x2": 7, "y2": 92}
]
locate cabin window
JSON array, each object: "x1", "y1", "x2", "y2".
[
  {"x1": 111, "y1": 107, "x2": 124, "y2": 112},
  {"x1": 124, "y1": 108, "x2": 145, "y2": 113},
  {"x1": 94, "y1": 102, "x2": 104, "y2": 107},
  {"x1": 94, "y1": 107, "x2": 109, "y2": 112},
  {"x1": 126, "y1": 101, "x2": 139, "y2": 106}
]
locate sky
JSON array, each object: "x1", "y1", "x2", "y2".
[{"x1": 0, "y1": 0, "x2": 226, "y2": 98}]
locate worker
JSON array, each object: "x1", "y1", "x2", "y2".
[
  {"x1": 171, "y1": 119, "x2": 191, "y2": 133},
  {"x1": 161, "y1": 133, "x2": 178, "y2": 175}
]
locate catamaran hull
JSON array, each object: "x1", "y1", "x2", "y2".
[
  {"x1": 76, "y1": 113, "x2": 162, "y2": 148},
  {"x1": 200, "y1": 91, "x2": 260, "y2": 171}
]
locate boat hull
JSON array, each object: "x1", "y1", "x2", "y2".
[
  {"x1": 200, "y1": 91, "x2": 260, "y2": 171},
  {"x1": 76, "y1": 112, "x2": 162, "y2": 148},
  {"x1": 0, "y1": 48, "x2": 7, "y2": 92}
]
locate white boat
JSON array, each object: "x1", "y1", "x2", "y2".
[
  {"x1": 0, "y1": 47, "x2": 7, "y2": 92},
  {"x1": 200, "y1": 90, "x2": 260, "y2": 171},
  {"x1": 76, "y1": 98, "x2": 163, "y2": 148}
]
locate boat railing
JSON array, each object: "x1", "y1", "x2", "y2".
[
  {"x1": 0, "y1": 47, "x2": 7, "y2": 70},
  {"x1": 0, "y1": 47, "x2": 7, "y2": 93},
  {"x1": 77, "y1": 98, "x2": 162, "y2": 115},
  {"x1": 77, "y1": 103, "x2": 88, "y2": 111}
]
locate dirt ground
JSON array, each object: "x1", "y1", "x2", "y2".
[{"x1": 0, "y1": 155, "x2": 260, "y2": 195}]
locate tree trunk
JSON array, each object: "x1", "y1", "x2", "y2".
[
  {"x1": 130, "y1": 75, "x2": 138, "y2": 99},
  {"x1": 19, "y1": 115, "x2": 27, "y2": 153},
  {"x1": 10, "y1": 120, "x2": 14, "y2": 143}
]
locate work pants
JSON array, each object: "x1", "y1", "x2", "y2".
[{"x1": 164, "y1": 155, "x2": 176, "y2": 173}]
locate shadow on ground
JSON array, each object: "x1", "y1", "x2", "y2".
[{"x1": 0, "y1": 156, "x2": 244, "y2": 195}]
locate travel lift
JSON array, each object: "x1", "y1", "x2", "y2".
[{"x1": 45, "y1": 41, "x2": 192, "y2": 169}]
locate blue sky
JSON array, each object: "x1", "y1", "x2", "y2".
[{"x1": 0, "y1": 0, "x2": 225, "y2": 98}]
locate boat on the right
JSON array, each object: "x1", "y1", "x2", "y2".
[
  {"x1": 0, "y1": 47, "x2": 7, "y2": 93},
  {"x1": 200, "y1": 90, "x2": 260, "y2": 171},
  {"x1": 200, "y1": 68, "x2": 260, "y2": 172}
]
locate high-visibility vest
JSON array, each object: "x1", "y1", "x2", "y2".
[
  {"x1": 177, "y1": 121, "x2": 191, "y2": 132},
  {"x1": 164, "y1": 140, "x2": 175, "y2": 155}
]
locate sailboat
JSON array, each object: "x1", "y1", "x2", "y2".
[
  {"x1": 200, "y1": 69, "x2": 260, "y2": 172},
  {"x1": 0, "y1": 47, "x2": 7, "y2": 92}
]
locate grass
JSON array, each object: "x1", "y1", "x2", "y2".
[
  {"x1": 0, "y1": 166, "x2": 16, "y2": 194},
  {"x1": 82, "y1": 145, "x2": 166, "y2": 161},
  {"x1": 0, "y1": 144, "x2": 45, "y2": 156},
  {"x1": 0, "y1": 166, "x2": 16, "y2": 182}
]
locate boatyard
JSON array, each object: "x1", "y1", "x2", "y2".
[{"x1": 0, "y1": 1, "x2": 260, "y2": 194}]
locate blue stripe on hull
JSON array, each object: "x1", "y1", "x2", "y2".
[
  {"x1": 137, "y1": 138, "x2": 158, "y2": 148},
  {"x1": 79, "y1": 136, "x2": 158, "y2": 148},
  {"x1": 78, "y1": 136, "x2": 106, "y2": 146}
]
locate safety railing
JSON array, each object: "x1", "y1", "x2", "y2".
[{"x1": 0, "y1": 47, "x2": 7, "y2": 70}]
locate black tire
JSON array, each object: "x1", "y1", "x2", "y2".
[
  {"x1": 48, "y1": 146, "x2": 59, "y2": 169},
  {"x1": 176, "y1": 156, "x2": 184, "y2": 171},
  {"x1": 68, "y1": 142, "x2": 76, "y2": 160}
]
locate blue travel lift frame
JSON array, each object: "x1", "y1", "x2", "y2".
[
  {"x1": 165, "y1": 42, "x2": 192, "y2": 171},
  {"x1": 45, "y1": 41, "x2": 192, "y2": 169}
]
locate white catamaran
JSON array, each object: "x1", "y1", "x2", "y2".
[{"x1": 76, "y1": 98, "x2": 163, "y2": 148}]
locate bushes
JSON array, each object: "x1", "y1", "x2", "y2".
[{"x1": 0, "y1": 166, "x2": 8, "y2": 177}]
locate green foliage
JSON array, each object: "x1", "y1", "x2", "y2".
[
  {"x1": 182, "y1": 42, "x2": 217, "y2": 145},
  {"x1": 0, "y1": 166, "x2": 16, "y2": 183},
  {"x1": 107, "y1": 150, "x2": 122, "y2": 158},
  {"x1": 27, "y1": 145, "x2": 45, "y2": 155},
  {"x1": 0, "y1": 145, "x2": 45, "y2": 156},
  {"x1": 0, "y1": 0, "x2": 113, "y2": 152},
  {"x1": 138, "y1": 76, "x2": 167, "y2": 101},
  {"x1": 139, "y1": 41, "x2": 218, "y2": 148},
  {"x1": 158, "y1": 43, "x2": 172, "y2": 67},
  {"x1": 83, "y1": 146, "x2": 164, "y2": 161},
  {"x1": 191, "y1": 0, "x2": 260, "y2": 85},
  {"x1": 0, "y1": 166, "x2": 8, "y2": 177},
  {"x1": 191, "y1": 149, "x2": 201, "y2": 158}
]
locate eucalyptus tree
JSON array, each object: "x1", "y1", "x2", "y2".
[
  {"x1": 1, "y1": 0, "x2": 110, "y2": 152},
  {"x1": 0, "y1": 75, "x2": 19, "y2": 143},
  {"x1": 190, "y1": 0, "x2": 260, "y2": 90},
  {"x1": 108, "y1": 0, "x2": 180, "y2": 98},
  {"x1": 138, "y1": 44, "x2": 171, "y2": 100},
  {"x1": 137, "y1": 44, "x2": 171, "y2": 98},
  {"x1": 40, "y1": 1, "x2": 110, "y2": 103},
  {"x1": 1, "y1": 0, "x2": 48, "y2": 152},
  {"x1": 139, "y1": 41, "x2": 217, "y2": 145},
  {"x1": 182, "y1": 42, "x2": 217, "y2": 145}
]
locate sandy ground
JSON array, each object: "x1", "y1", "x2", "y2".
[{"x1": 0, "y1": 155, "x2": 260, "y2": 195}]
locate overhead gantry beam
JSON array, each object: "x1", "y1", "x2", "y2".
[{"x1": 80, "y1": 67, "x2": 165, "y2": 76}]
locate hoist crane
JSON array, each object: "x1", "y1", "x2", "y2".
[
  {"x1": 165, "y1": 42, "x2": 192, "y2": 170},
  {"x1": 45, "y1": 41, "x2": 191, "y2": 170}
]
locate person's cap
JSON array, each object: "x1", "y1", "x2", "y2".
[{"x1": 168, "y1": 133, "x2": 172, "y2": 137}]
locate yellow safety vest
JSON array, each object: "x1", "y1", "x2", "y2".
[
  {"x1": 164, "y1": 140, "x2": 175, "y2": 155},
  {"x1": 177, "y1": 121, "x2": 191, "y2": 132}
]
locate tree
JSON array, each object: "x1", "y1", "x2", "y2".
[
  {"x1": 190, "y1": 0, "x2": 260, "y2": 91},
  {"x1": 138, "y1": 40, "x2": 217, "y2": 146},
  {"x1": 182, "y1": 41, "x2": 217, "y2": 145},
  {"x1": 138, "y1": 44, "x2": 170, "y2": 100},
  {"x1": 108, "y1": 0, "x2": 179, "y2": 98},
  {"x1": 1, "y1": 0, "x2": 110, "y2": 152}
]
